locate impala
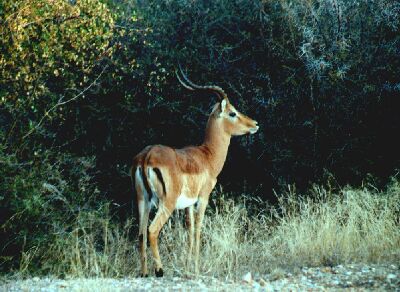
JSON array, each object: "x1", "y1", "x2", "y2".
[{"x1": 131, "y1": 68, "x2": 259, "y2": 277}]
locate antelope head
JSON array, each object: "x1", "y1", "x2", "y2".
[{"x1": 176, "y1": 67, "x2": 259, "y2": 136}]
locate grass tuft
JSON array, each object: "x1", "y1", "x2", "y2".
[{"x1": 35, "y1": 179, "x2": 399, "y2": 279}]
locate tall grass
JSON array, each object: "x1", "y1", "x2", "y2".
[
  {"x1": 269, "y1": 181, "x2": 400, "y2": 268},
  {"x1": 37, "y1": 179, "x2": 399, "y2": 279},
  {"x1": 39, "y1": 205, "x2": 138, "y2": 278}
]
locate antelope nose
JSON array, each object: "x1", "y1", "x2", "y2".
[{"x1": 249, "y1": 121, "x2": 259, "y2": 134}]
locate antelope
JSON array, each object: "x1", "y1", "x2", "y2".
[{"x1": 131, "y1": 68, "x2": 259, "y2": 277}]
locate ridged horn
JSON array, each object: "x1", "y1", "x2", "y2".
[{"x1": 176, "y1": 64, "x2": 227, "y2": 101}]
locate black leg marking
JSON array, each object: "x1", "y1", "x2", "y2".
[{"x1": 155, "y1": 268, "x2": 164, "y2": 277}]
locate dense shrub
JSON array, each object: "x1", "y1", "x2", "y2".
[
  {"x1": 136, "y1": 0, "x2": 400, "y2": 189},
  {"x1": 0, "y1": 144, "x2": 99, "y2": 272},
  {"x1": 1, "y1": 0, "x2": 399, "y2": 197},
  {"x1": 0, "y1": 0, "x2": 115, "y2": 271},
  {"x1": 0, "y1": 0, "x2": 114, "y2": 145}
]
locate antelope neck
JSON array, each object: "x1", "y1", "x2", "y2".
[{"x1": 202, "y1": 116, "x2": 231, "y2": 177}]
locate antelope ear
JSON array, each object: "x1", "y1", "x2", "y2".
[{"x1": 220, "y1": 99, "x2": 227, "y2": 112}]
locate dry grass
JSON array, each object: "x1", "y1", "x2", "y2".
[
  {"x1": 269, "y1": 183, "x2": 400, "y2": 268},
  {"x1": 39, "y1": 205, "x2": 137, "y2": 278},
  {"x1": 37, "y1": 179, "x2": 400, "y2": 279}
]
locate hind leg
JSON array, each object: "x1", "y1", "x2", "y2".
[
  {"x1": 148, "y1": 203, "x2": 173, "y2": 277},
  {"x1": 135, "y1": 167, "x2": 150, "y2": 277},
  {"x1": 138, "y1": 199, "x2": 150, "y2": 277}
]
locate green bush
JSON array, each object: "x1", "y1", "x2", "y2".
[
  {"x1": 0, "y1": 144, "x2": 99, "y2": 273},
  {"x1": 0, "y1": 0, "x2": 114, "y2": 140}
]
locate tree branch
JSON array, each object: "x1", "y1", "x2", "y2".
[{"x1": 22, "y1": 65, "x2": 108, "y2": 140}]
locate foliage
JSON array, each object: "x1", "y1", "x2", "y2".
[
  {"x1": 0, "y1": 0, "x2": 114, "y2": 140},
  {"x1": 1, "y1": 0, "x2": 399, "y2": 194},
  {"x1": 0, "y1": 144, "x2": 99, "y2": 272},
  {"x1": 137, "y1": 0, "x2": 400, "y2": 188},
  {"x1": 0, "y1": 0, "x2": 399, "y2": 274}
]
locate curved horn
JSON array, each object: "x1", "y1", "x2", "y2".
[
  {"x1": 176, "y1": 64, "x2": 227, "y2": 101},
  {"x1": 176, "y1": 70, "x2": 195, "y2": 91}
]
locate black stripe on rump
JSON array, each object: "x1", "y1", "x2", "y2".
[{"x1": 153, "y1": 167, "x2": 166, "y2": 196}]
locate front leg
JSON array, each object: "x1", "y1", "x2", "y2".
[
  {"x1": 194, "y1": 180, "x2": 216, "y2": 274},
  {"x1": 185, "y1": 205, "x2": 195, "y2": 263},
  {"x1": 194, "y1": 197, "x2": 208, "y2": 274}
]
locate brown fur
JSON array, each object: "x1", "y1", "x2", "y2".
[{"x1": 132, "y1": 97, "x2": 258, "y2": 276}]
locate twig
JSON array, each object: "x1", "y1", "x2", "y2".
[{"x1": 22, "y1": 65, "x2": 108, "y2": 140}]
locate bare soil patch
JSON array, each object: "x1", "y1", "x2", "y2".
[{"x1": 1, "y1": 264, "x2": 398, "y2": 291}]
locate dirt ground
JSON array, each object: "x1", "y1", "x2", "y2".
[{"x1": 1, "y1": 263, "x2": 399, "y2": 291}]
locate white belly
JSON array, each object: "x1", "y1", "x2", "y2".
[{"x1": 175, "y1": 194, "x2": 197, "y2": 209}]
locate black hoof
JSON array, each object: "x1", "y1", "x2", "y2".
[
  {"x1": 155, "y1": 268, "x2": 164, "y2": 277},
  {"x1": 140, "y1": 273, "x2": 149, "y2": 278}
]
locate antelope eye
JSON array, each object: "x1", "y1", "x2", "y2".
[{"x1": 229, "y1": 112, "x2": 236, "y2": 118}]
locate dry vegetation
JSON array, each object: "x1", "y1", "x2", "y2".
[{"x1": 20, "y1": 179, "x2": 399, "y2": 279}]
